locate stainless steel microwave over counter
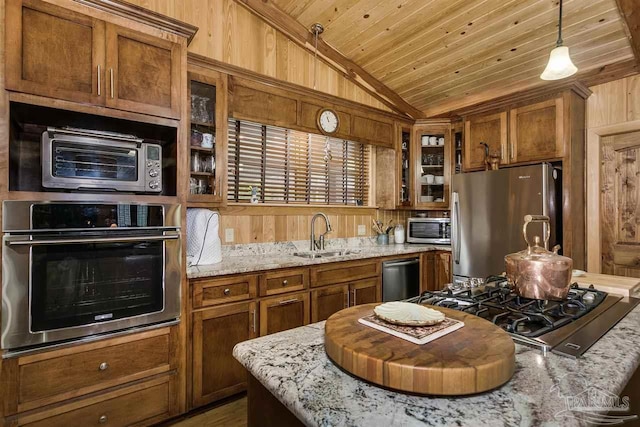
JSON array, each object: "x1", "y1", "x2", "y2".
[
  {"x1": 1, "y1": 201, "x2": 181, "y2": 351},
  {"x1": 42, "y1": 127, "x2": 163, "y2": 193},
  {"x1": 407, "y1": 217, "x2": 451, "y2": 244}
]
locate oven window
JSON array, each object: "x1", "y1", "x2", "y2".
[
  {"x1": 30, "y1": 241, "x2": 163, "y2": 331},
  {"x1": 409, "y1": 222, "x2": 444, "y2": 239},
  {"x1": 52, "y1": 139, "x2": 138, "y2": 181}
]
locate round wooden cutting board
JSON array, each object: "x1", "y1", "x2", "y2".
[{"x1": 324, "y1": 304, "x2": 515, "y2": 396}]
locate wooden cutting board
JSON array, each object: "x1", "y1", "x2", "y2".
[
  {"x1": 573, "y1": 273, "x2": 640, "y2": 297},
  {"x1": 324, "y1": 304, "x2": 515, "y2": 396}
]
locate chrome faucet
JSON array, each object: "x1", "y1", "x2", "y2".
[{"x1": 310, "y1": 212, "x2": 332, "y2": 251}]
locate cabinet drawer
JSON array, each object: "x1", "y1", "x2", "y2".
[
  {"x1": 259, "y1": 268, "x2": 309, "y2": 296},
  {"x1": 310, "y1": 259, "x2": 380, "y2": 287},
  {"x1": 19, "y1": 375, "x2": 173, "y2": 427},
  {"x1": 18, "y1": 330, "x2": 170, "y2": 411},
  {"x1": 259, "y1": 292, "x2": 310, "y2": 336},
  {"x1": 192, "y1": 275, "x2": 258, "y2": 308}
]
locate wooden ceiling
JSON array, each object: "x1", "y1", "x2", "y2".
[{"x1": 270, "y1": 0, "x2": 635, "y2": 117}]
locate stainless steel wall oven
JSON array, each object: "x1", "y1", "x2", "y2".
[{"x1": 1, "y1": 201, "x2": 181, "y2": 351}]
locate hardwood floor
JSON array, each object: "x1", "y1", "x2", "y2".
[{"x1": 165, "y1": 396, "x2": 247, "y2": 427}]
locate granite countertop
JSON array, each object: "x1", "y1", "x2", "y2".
[
  {"x1": 233, "y1": 298, "x2": 640, "y2": 427},
  {"x1": 187, "y1": 238, "x2": 450, "y2": 279}
]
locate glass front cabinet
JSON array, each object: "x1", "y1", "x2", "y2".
[
  {"x1": 413, "y1": 122, "x2": 452, "y2": 209},
  {"x1": 187, "y1": 69, "x2": 227, "y2": 205}
]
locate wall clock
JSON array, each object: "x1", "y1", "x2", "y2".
[{"x1": 317, "y1": 108, "x2": 340, "y2": 135}]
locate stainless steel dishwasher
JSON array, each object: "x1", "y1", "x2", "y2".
[{"x1": 382, "y1": 257, "x2": 421, "y2": 302}]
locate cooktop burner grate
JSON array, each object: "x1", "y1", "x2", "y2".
[{"x1": 407, "y1": 282, "x2": 607, "y2": 339}]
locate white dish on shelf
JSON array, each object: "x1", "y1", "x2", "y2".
[
  {"x1": 423, "y1": 174, "x2": 435, "y2": 184},
  {"x1": 434, "y1": 176, "x2": 445, "y2": 184},
  {"x1": 435, "y1": 198, "x2": 444, "y2": 202},
  {"x1": 572, "y1": 269, "x2": 587, "y2": 277},
  {"x1": 421, "y1": 195, "x2": 434, "y2": 202}
]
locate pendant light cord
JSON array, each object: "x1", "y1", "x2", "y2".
[
  {"x1": 556, "y1": 0, "x2": 563, "y2": 47},
  {"x1": 313, "y1": 31, "x2": 318, "y2": 90},
  {"x1": 310, "y1": 23, "x2": 324, "y2": 90}
]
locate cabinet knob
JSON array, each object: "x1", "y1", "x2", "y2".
[
  {"x1": 99, "y1": 414, "x2": 108, "y2": 424},
  {"x1": 223, "y1": 288, "x2": 231, "y2": 295},
  {"x1": 99, "y1": 362, "x2": 109, "y2": 371},
  {"x1": 282, "y1": 279, "x2": 288, "y2": 286}
]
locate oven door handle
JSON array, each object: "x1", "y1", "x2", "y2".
[{"x1": 5, "y1": 233, "x2": 179, "y2": 246}]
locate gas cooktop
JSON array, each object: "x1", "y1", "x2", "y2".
[{"x1": 406, "y1": 280, "x2": 640, "y2": 358}]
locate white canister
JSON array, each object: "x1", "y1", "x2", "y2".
[
  {"x1": 394, "y1": 224, "x2": 405, "y2": 244},
  {"x1": 201, "y1": 133, "x2": 214, "y2": 148}
]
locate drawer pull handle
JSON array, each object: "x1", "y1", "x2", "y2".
[
  {"x1": 278, "y1": 298, "x2": 298, "y2": 305},
  {"x1": 223, "y1": 288, "x2": 231, "y2": 295},
  {"x1": 99, "y1": 362, "x2": 109, "y2": 371},
  {"x1": 99, "y1": 414, "x2": 108, "y2": 424},
  {"x1": 282, "y1": 280, "x2": 288, "y2": 286}
]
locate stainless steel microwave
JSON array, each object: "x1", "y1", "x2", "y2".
[
  {"x1": 407, "y1": 217, "x2": 451, "y2": 244},
  {"x1": 42, "y1": 127, "x2": 162, "y2": 193}
]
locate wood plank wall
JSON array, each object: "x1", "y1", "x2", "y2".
[
  {"x1": 588, "y1": 76, "x2": 640, "y2": 128},
  {"x1": 217, "y1": 209, "x2": 416, "y2": 244},
  {"x1": 126, "y1": 0, "x2": 389, "y2": 112},
  {"x1": 586, "y1": 75, "x2": 640, "y2": 272}
]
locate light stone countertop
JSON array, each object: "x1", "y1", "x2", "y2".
[
  {"x1": 187, "y1": 238, "x2": 450, "y2": 279},
  {"x1": 233, "y1": 296, "x2": 640, "y2": 427}
]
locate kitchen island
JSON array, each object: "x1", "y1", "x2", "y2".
[{"x1": 233, "y1": 298, "x2": 640, "y2": 426}]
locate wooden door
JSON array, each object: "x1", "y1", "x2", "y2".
[
  {"x1": 435, "y1": 251, "x2": 452, "y2": 289},
  {"x1": 105, "y1": 24, "x2": 181, "y2": 119},
  {"x1": 510, "y1": 98, "x2": 564, "y2": 163},
  {"x1": 601, "y1": 132, "x2": 640, "y2": 278},
  {"x1": 311, "y1": 284, "x2": 349, "y2": 322},
  {"x1": 259, "y1": 292, "x2": 310, "y2": 336},
  {"x1": 192, "y1": 302, "x2": 257, "y2": 408},
  {"x1": 349, "y1": 278, "x2": 381, "y2": 306},
  {"x1": 463, "y1": 112, "x2": 508, "y2": 171},
  {"x1": 5, "y1": 0, "x2": 105, "y2": 105}
]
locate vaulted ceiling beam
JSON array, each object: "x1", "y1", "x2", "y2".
[
  {"x1": 234, "y1": 0, "x2": 425, "y2": 120},
  {"x1": 615, "y1": 0, "x2": 640, "y2": 64}
]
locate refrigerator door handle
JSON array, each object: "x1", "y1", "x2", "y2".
[{"x1": 452, "y1": 192, "x2": 461, "y2": 264}]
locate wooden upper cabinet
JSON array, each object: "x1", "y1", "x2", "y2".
[
  {"x1": 5, "y1": 0, "x2": 182, "y2": 119},
  {"x1": 509, "y1": 98, "x2": 564, "y2": 163},
  {"x1": 463, "y1": 112, "x2": 508, "y2": 171},
  {"x1": 105, "y1": 25, "x2": 181, "y2": 119},
  {"x1": 5, "y1": 0, "x2": 105, "y2": 104}
]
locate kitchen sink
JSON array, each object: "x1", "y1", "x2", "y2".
[{"x1": 293, "y1": 249, "x2": 358, "y2": 259}]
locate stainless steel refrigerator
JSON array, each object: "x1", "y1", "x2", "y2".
[{"x1": 451, "y1": 163, "x2": 561, "y2": 282}]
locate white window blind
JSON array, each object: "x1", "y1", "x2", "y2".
[{"x1": 228, "y1": 119, "x2": 369, "y2": 205}]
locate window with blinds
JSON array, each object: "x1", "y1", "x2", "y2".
[{"x1": 227, "y1": 119, "x2": 370, "y2": 205}]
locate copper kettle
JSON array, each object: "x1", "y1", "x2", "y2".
[{"x1": 505, "y1": 215, "x2": 573, "y2": 301}]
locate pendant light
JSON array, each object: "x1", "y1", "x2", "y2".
[
  {"x1": 310, "y1": 23, "x2": 324, "y2": 90},
  {"x1": 540, "y1": 0, "x2": 577, "y2": 80}
]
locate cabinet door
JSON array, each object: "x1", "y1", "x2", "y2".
[
  {"x1": 414, "y1": 124, "x2": 452, "y2": 209},
  {"x1": 349, "y1": 277, "x2": 381, "y2": 306},
  {"x1": 192, "y1": 302, "x2": 257, "y2": 408},
  {"x1": 259, "y1": 292, "x2": 310, "y2": 336},
  {"x1": 421, "y1": 252, "x2": 437, "y2": 292},
  {"x1": 188, "y1": 70, "x2": 228, "y2": 205},
  {"x1": 311, "y1": 284, "x2": 349, "y2": 322},
  {"x1": 464, "y1": 112, "x2": 508, "y2": 171},
  {"x1": 105, "y1": 24, "x2": 181, "y2": 119},
  {"x1": 5, "y1": 0, "x2": 105, "y2": 104},
  {"x1": 510, "y1": 98, "x2": 564, "y2": 163},
  {"x1": 435, "y1": 252, "x2": 452, "y2": 290}
]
